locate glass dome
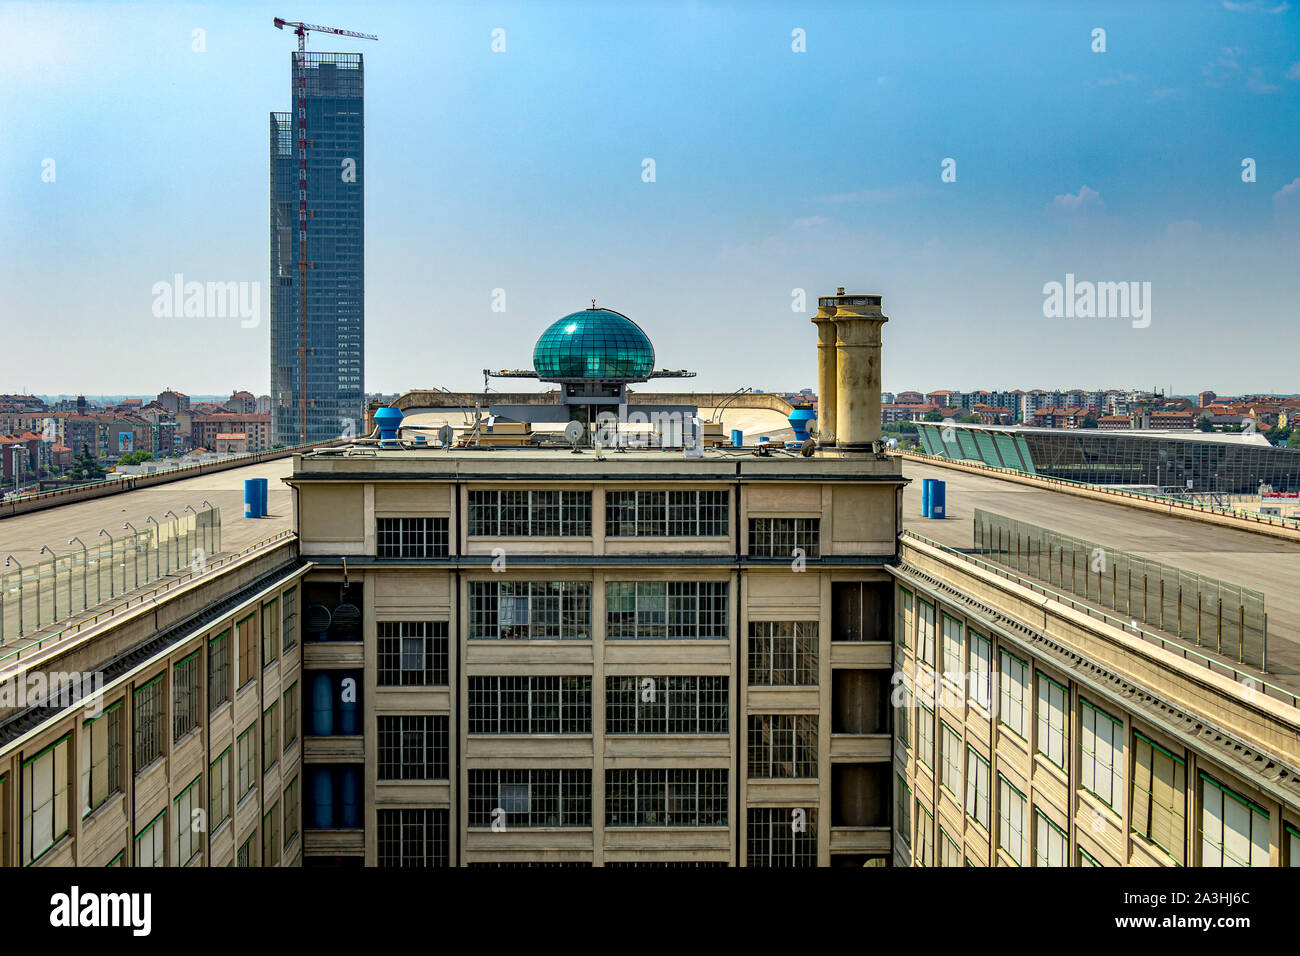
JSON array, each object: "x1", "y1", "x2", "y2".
[{"x1": 533, "y1": 307, "x2": 655, "y2": 381}]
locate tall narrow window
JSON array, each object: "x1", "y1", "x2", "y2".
[
  {"x1": 173, "y1": 651, "x2": 201, "y2": 743},
  {"x1": 1131, "y1": 733, "x2": 1186, "y2": 865},
  {"x1": 135, "y1": 809, "x2": 166, "y2": 867},
  {"x1": 1080, "y1": 698, "x2": 1123, "y2": 810},
  {"x1": 1199, "y1": 773, "x2": 1269, "y2": 867},
  {"x1": 22, "y1": 734, "x2": 71, "y2": 864},
  {"x1": 262, "y1": 598, "x2": 279, "y2": 666},
  {"x1": 998, "y1": 650, "x2": 1029, "y2": 739},
  {"x1": 965, "y1": 747, "x2": 990, "y2": 829},
  {"x1": 209, "y1": 747, "x2": 231, "y2": 833},
  {"x1": 82, "y1": 702, "x2": 123, "y2": 817},
  {"x1": 174, "y1": 775, "x2": 202, "y2": 865},
  {"x1": 1036, "y1": 673, "x2": 1068, "y2": 769},
  {"x1": 282, "y1": 587, "x2": 298, "y2": 652},
  {"x1": 208, "y1": 629, "x2": 230, "y2": 712},
  {"x1": 998, "y1": 775, "x2": 1027, "y2": 865},
  {"x1": 133, "y1": 675, "x2": 165, "y2": 771},
  {"x1": 236, "y1": 614, "x2": 257, "y2": 689}
]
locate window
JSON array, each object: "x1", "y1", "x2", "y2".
[
  {"x1": 208, "y1": 629, "x2": 230, "y2": 712},
  {"x1": 941, "y1": 614, "x2": 964, "y2": 682},
  {"x1": 209, "y1": 747, "x2": 231, "y2": 832},
  {"x1": 378, "y1": 808, "x2": 449, "y2": 866},
  {"x1": 1079, "y1": 847, "x2": 1102, "y2": 867},
  {"x1": 940, "y1": 722, "x2": 962, "y2": 796},
  {"x1": 966, "y1": 747, "x2": 990, "y2": 829},
  {"x1": 1036, "y1": 674, "x2": 1068, "y2": 770},
  {"x1": 236, "y1": 614, "x2": 257, "y2": 689},
  {"x1": 969, "y1": 630, "x2": 991, "y2": 710},
  {"x1": 133, "y1": 675, "x2": 164, "y2": 771},
  {"x1": 377, "y1": 517, "x2": 450, "y2": 557},
  {"x1": 998, "y1": 775, "x2": 1027, "y2": 865},
  {"x1": 282, "y1": 587, "x2": 298, "y2": 651},
  {"x1": 1199, "y1": 773, "x2": 1269, "y2": 867},
  {"x1": 469, "y1": 677, "x2": 591, "y2": 735},
  {"x1": 283, "y1": 775, "x2": 299, "y2": 849},
  {"x1": 605, "y1": 489, "x2": 728, "y2": 537},
  {"x1": 917, "y1": 706, "x2": 935, "y2": 771},
  {"x1": 917, "y1": 802, "x2": 934, "y2": 866},
  {"x1": 262, "y1": 802, "x2": 279, "y2": 866},
  {"x1": 236, "y1": 833, "x2": 255, "y2": 867},
  {"x1": 896, "y1": 774, "x2": 912, "y2": 846},
  {"x1": 22, "y1": 734, "x2": 71, "y2": 864},
  {"x1": 606, "y1": 581, "x2": 727, "y2": 639},
  {"x1": 282, "y1": 682, "x2": 299, "y2": 751},
  {"x1": 135, "y1": 809, "x2": 166, "y2": 867},
  {"x1": 467, "y1": 490, "x2": 591, "y2": 537},
  {"x1": 261, "y1": 598, "x2": 279, "y2": 666},
  {"x1": 747, "y1": 807, "x2": 817, "y2": 867},
  {"x1": 940, "y1": 827, "x2": 961, "y2": 866},
  {"x1": 378, "y1": 621, "x2": 449, "y2": 684},
  {"x1": 1131, "y1": 733, "x2": 1187, "y2": 864},
  {"x1": 897, "y1": 680, "x2": 912, "y2": 753},
  {"x1": 605, "y1": 769, "x2": 728, "y2": 826},
  {"x1": 1035, "y1": 811, "x2": 1068, "y2": 867},
  {"x1": 173, "y1": 651, "x2": 200, "y2": 743},
  {"x1": 748, "y1": 517, "x2": 820, "y2": 559},
  {"x1": 998, "y1": 651, "x2": 1029, "y2": 740},
  {"x1": 174, "y1": 775, "x2": 202, "y2": 865},
  {"x1": 899, "y1": 588, "x2": 913, "y2": 651},
  {"x1": 605, "y1": 676, "x2": 727, "y2": 735},
  {"x1": 468, "y1": 581, "x2": 591, "y2": 640},
  {"x1": 1286, "y1": 824, "x2": 1300, "y2": 867},
  {"x1": 82, "y1": 702, "x2": 122, "y2": 817},
  {"x1": 1080, "y1": 698, "x2": 1123, "y2": 810},
  {"x1": 236, "y1": 725, "x2": 257, "y2": 800},
  {"x1": 916, "y1": 600, "x2": 935, "y2": 667},
  {"x1": 378, "y1": 716, "x2": 449, "y2": 780},
  {"x1": 262, "y1": 703, "x2": 279, "y2": 773},
  {"x1": 747, "y1": 715, "x2": 817, "y2": 778},
  {"x1": 747, "y1": 621, "x2": 818, "y2": 686},
  {"x1": 467, "y1": 770, "x2": 592, "y2": 828}
]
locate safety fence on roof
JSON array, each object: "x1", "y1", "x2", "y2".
[
  {"x1": 1, "y1": 508, "x2": 221, "y2": 643},
  {"x1": 972, "y1": 509, "x2": 1267, "y2": 670}
]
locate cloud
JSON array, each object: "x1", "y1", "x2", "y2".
[
  {"x1": 1222, "y1": 0, "x2": 1289, "y2": 11},
  {"x1": 1247, "y1": 67, "x2": 1279, "y2": 94},
  {"x1": 1275, "y1": 178, "x2": 1300, "y2": 231},
  {"x1": 1049, "y1": 185, "x2": 1103, "y2": 212},
  {"x1": 1203, "y1": 46, "x2": 1245, "y2": 87},
  {"x1": 1286, "y1": 62, "x2": 1300, "y2": 80},
  {"x1": 1094, "y1": 70, "x2": 1139, "y2": 86},
  {"x1": 817, "y1": 183, "x2": 924, "y2": 205},
  {"x1": 1274, "y1": 178, "x2": 1300, "y2": 204}
]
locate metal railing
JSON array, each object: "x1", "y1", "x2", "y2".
[
  {"x1": 0, "y1": 527, "x2": 295, "y2": 669},
  {"x1": 898, "y1": 450, "x2": 1300, "y2": 532},
  {"x1": 2, "y1": 508, "x2": 222, "y2": 642},
  {"x1": 901, "y1": 529, "x2": 1297, "y2": 710},
  {"x1": 972, "y1": 509, "x2": 1267, "y2": 670}
]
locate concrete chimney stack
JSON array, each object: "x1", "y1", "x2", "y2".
[
  {"x1": 810, "y1": 297, "x2": 839, "y2": 447},
  {"x1": 830, "y1": 290, "x2": 888, "y2": 454}
]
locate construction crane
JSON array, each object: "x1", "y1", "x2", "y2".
[{"x1": 273, "y1": 17, "x2": 378, "y2": 444}]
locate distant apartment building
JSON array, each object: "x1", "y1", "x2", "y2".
[
  {"x1": 1029, "y1": 407, "x2": 1090, "y2": 429},
  {"x1": 226, "y1": 391, "x2": 259, "y2": 415},
  {"x1": 192, "y1": 413, "x2": 272, "y2": 452},
  {"x1": 156, "y1": 389, "x2": 191, "y2": 415},
  {"x1": 1150, "y1": 410, "x2": 1194, "y2": 430}
]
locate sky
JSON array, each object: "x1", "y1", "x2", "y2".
[{"x1": 1, "y1": 0, "x2": 1298, "y2": 399}]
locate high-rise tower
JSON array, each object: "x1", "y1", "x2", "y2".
[{"x1": 270, "y1": 52, "x2": 366, "y2": 446}]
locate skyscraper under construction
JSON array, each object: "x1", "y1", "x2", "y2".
[{"x1": 270, "y1": 52, "x2": 366, "y2": 446}]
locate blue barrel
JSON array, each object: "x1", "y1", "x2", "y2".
[
  {"x1": 244, "y1": 479, "x2": 258, "y2": 518},
  {"x1": 928, "y1": 479, "x2": 947, "y2": 518},
  {"x1": 310, "y1": 673, "x2": 334, "y2": 737},
  {"x1": 921, "y1": 478, "x2": 933, "y2": 517},
  {"x1": 788, "y1": 408, "x2": 815, "y2": 442},
  {"x1": 255, "y1": 478, "x2": 268, "y2": 517},
  {"x1": 731, "y1": 429, "x2": 743, "y2": 447},
  {"x1": 337, "y1": 674, "x2": 360, "y2": 735},
  {"x1": 338, "y1": 767, "x2": 362, "y2": 829},
  {"x1": 309, "y1": 768, "x2": 334, "y2": 829}
]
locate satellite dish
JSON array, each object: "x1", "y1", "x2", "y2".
[
  {"x1": 437, "y1": 425, "x2": 454, "y2": 446},
  {"x1": 564, "y1": 420, "x2": 585, "y2": 453}
]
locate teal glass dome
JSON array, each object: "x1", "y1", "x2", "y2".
[{"x1": 533, "y1": 307, "x2": 655, "y2": 381}]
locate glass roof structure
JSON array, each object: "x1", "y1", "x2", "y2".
[{"x1": 532, "y1": 308, "x2": 656, "y2": 382}]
